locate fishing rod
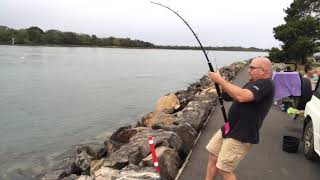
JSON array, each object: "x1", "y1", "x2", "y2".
[{"x1": 150, "y1": 1, "x2": 230, "y2": 134}]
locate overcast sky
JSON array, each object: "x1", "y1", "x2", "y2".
[{"x1": 0, "y1": 0, "x2": 294, "y2": 49}]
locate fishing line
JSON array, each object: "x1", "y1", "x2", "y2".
[{"x1": 151, "y1": 1, "x2": 230, "y2": 134}]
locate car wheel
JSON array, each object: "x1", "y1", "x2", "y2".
[{"x1": 303, "y1": 121, "x2": 318, "y2": 160}]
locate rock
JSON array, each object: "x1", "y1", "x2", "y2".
[
  {"x1": 90, "y1": 159, "x2": 105, "y2": 175},
  {"x1": 103, "y1": 129, "x2": 183, "y2": 169},
  {"x1": 142, "y1": 112, "x2": 176, "y2": 128},
  {"x1": 62, "y1": 174, "x2": 79, "y2": 180},
  {"x1": 64, "y1": 162, "x2": 82, "y2": 176},
  {"x1": 172, "y1": 123, "x2": 197, "y2": 154},
  {"x1": 76, "y1": 143, "x2": 107, "y2": 160},
  {"x1": 151, "y1": 123, "x2": 175, "y2": 131},
  {"x1": 194, "y1": 91, "x2": 217, "y2": 103},
  {"x1": 141, "y1": 146, "x2": 181, "y2": 180},
  {"x1": 200, "y1": 87, "x2": 217, "y2": 96},
  {"x1": 110, "y1": 125, "x2": 133, "y2": 143},
  {"x1": 176, "y1": 101, "x2": 213, "y2": 132},
  {"x1": 104, "y1": 139, "x2": 122, "y2": 155},
  {"x1": 219, "y1": 66, "x2": 235, "y2": 81},
  {"x1": 102, "y1": 144, "x2": 140, "y2": 169},
  {"x1": 94, "y1": 165, "x2": 160, "y2": 180},
  {"x1": 155, "y1": 93, "x2": 180, "y2": 112},
  {"x1": 151, "y1": 123, "x2": 197, "y2": 155},
  {"x1": 94, "y1": 167, "x2": 119, "y2": 180},
  {"x1": 116, "y1": 165, "x2": 160, "y2": 180},
  {"x1": 129, "y1": 129, "x2": 183, "y2": 155},
  {"x1": 175, "y1": 90, "x2": 195, "y2": 111},
  {"x1": 199, "y1": 75, "x2": 214, "y2": 88},
  {"x1": 187, "y1": 81, "x2": 201, "y2": 93},
  {"x1": 74, "y1": 151, "x2": 94, "y2": 174},
  {"x1": 76, "y1": 175, "x2": 93, "y2": 180}
]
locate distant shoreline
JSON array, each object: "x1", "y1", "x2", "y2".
[
  {"x1": 0, "y1": 25, "x2": 268, "y2": 52},
  {"x1": 0, "y1": 44, "x2": 268, "y2": 52}
]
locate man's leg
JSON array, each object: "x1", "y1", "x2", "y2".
[
  {"x1": 215, "y1": 138, "x2": 252, "y2": 180},
  {"x1": 205, "y1": 130, "x2": 223, "y2": 180},
  {"x1": 205, "y1": 153, "x2": 218, "y2": 180},
  {"x1": 219, "y1": 169, "x2": 237, "y2": 180}
]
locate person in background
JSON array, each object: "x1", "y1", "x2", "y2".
[
  {"x1": 303, "y1": 65, "x2": 317, "y2": 90},
  {"x1": 314, "y1": 67, "x2": 320, "y2": 87},
  {"x1": 315, "y1": 67, "x2": 320, "y2": 78},
  {"x1": 205, "y1": 57, "x2": 275, "y2": 180}
]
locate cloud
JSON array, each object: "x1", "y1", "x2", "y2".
[{"x1": 0, "y1": 0, "x2": 293, "y2": 48}]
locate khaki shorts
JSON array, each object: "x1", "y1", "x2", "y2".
[{"x1": 206, "y1": 130, "x2": 252, "y2": 172}]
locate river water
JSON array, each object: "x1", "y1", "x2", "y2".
[{"x1": 0, "y1": 45, "x2": 267, "y2": 178}]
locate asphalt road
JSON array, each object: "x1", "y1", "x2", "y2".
[{"x1": 178, "y1": 66, "x2": 320, "y2": 180}]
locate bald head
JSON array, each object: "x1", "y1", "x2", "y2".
[
  {"x1": 248, "y1": 57, "x2": 272, "y2": 81},
  {"x1": 252, "y1": 57, "x2": 272, "y2": 76},
  {"x1": 253, "y1": 57, "x2": 272, "y2": 70}
]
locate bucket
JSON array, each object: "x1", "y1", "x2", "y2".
[{"x1": 282, "y1": 136, "x2": 299, "y2": 153}]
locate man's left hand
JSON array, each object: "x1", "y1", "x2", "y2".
[{"x1": 208, "y1": 71, "x2": 223, "y2": 84}]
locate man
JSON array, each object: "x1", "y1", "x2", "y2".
[
  {"x1": 205, "y1": 57, "x2": 275, "y2": 180},
  {"x1": 303, "y1": 65, "x2": 317, "y2": 90}
]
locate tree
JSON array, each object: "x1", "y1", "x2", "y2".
[
  {"x1": 62, "y1": 32, "x2": 80, "y2": 45},
  {"x1": 285, "y1": 0, "x2": 319, "y2": 21},
  {"x1": 26, "y1": 26, "x2": 45, "y2": 44},
  {"x1": 15, "y1": 29, "x2": 30, "y2": 44},
  {"x1": 78, "y1": 34, "x2": 92, "y2": 45},
  {"x1": 44, "y1": 30, "x2": 64, "y2": 44},
  {"x1": 269, "y1": 47, "x2": 286, "y2": 63},
  {"x1": 272, "y1": 0, "x2": 320, "y2": 64},
  {"x1": 0, "y1": 26, "x2": 15, "y2": 43}
]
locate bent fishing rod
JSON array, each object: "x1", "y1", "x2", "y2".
[{"x1": 150, "y1": 1, "x2": 230, "y2": 133}]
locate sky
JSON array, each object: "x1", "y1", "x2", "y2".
[{"x1": 0, "y1": 0, "x2": 294, "y2": 49}]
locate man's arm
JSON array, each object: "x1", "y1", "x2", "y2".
[{"x1": 208, "y1": 72, "x2": 254, "y2": 103}]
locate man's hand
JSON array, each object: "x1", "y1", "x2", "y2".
[{"x1": 208, "y1": 71, "x2": 223, "y2": 84}]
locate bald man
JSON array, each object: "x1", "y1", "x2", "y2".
[{"x1": 205, "y1": 57, "x2": 275, "y2": 180}]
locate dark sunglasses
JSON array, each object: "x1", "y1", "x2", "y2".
[{"x1": 249, "y1": 66, "x2": 264, "y2": 70}]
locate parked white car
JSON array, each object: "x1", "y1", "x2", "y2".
[{"x1": 303, "y1": 81, "x2": 320, "y2": 160}]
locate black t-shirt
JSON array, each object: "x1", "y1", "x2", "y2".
[{"x1": 221, "y1": 78, "x2": 275, "y2": 144}]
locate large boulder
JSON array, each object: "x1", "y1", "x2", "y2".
[
  {"x1": 74, "y1": 151, "x2": 94, "y2": 174},
  {"x1": 110, "y1": 126, "x2": 147, "y2": 144},
  {"x1": 142, "y1": 112, "x2": 176, "y2": 128},
  {"x1": 175, "y1": 101, "x2": 213, "y2": 132},
  {"x1": 174, "y1": 90, "x2": 195, "y2": 111},
  {"x1": 106, "y1": 126, "x2": 148, "y2": 155},
  {"x1": 155, "y1": 93, "x2": 180, "y2": 112},
  {"x1": 152, "y1": 123, "x2": 197, "y2": 155},
  {"x1": 141, "y1": 146, "x2": 182, "y2": 180}
]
